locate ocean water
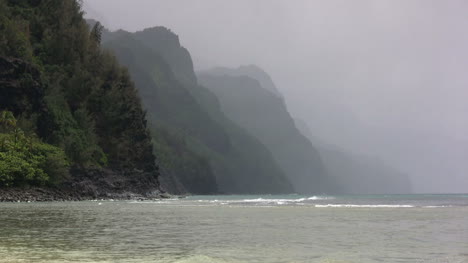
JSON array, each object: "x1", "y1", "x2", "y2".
[{"x1": 0, "y1": 194, "x2": 467, "y2": 263}]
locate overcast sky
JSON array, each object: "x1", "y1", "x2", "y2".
[{"x1": 83, "y1": 0, "x2": 468, "y2": 193}]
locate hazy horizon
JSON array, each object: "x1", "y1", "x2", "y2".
[{"x1": 83, "y1": 0, "x2": 468, "y2": 193}]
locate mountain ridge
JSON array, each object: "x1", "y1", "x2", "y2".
[
  {"x1": 198, "y1": 69, "x2": 332, "y2": 194},
  {"x1": 102, "y1": 26, "x2": 295, "y2": 194}
]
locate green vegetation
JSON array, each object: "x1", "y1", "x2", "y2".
[
  {"x1": 0, "y1": 0, "x2": 158, "y2": 189},
  {"x1": 0, "y1": 111, "x2": 69, "y2": 187}
]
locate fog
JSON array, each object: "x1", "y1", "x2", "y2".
[{"x1": 83, "y1": 0, "x2": 468, "y2": 193}]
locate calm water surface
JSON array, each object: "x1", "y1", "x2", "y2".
[{"x1": 0, "y1": 194, "x2": 467, "y2": 263}]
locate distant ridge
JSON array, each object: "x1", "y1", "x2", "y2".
[
  {"x1": 198, "y1": 68, "x2": 331, "y2": 194},
  {"x1": 205, "y1": 65, "x2": 283, "y2": 97}
]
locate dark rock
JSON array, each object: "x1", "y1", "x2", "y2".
[
  {"x1": 159, "y1": 193, "x2": 172, "y2": 199},
  {"x1": 0, "y1": 166, "x2": 167, "y2": 202}
]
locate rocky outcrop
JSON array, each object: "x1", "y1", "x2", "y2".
[
  {"x1": 67, "y1": 167, "x2": 162, "y2": 199},
  {"x1": 0, "y1": 167, "x2": 168, "y2": 202}
]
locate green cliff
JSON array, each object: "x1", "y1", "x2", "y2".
[{"x1": 0, "y1": 0, "x2": 159, "y2": 198}]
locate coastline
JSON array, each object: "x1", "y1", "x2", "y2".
[
  {"x1": 0, "y1": 187, "x2": 173, "y2": 202},
  {"x1": 0, "y1": 167, "x2": 172, "y2": 202}
]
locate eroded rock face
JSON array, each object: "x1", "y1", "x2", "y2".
[{"x1": 67, "y1": 166, "x2": 162, "y2": 200}]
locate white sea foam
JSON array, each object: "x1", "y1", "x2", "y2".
[
  {"x1": 238, "y1": 196, "x2": 332, "y2": 203},
  {"x1": 315, "y1": 204, "x2": 414, "y2": 208},
  {"x1": 128, "y1": 196, "x2": 455, "y2": 209},
  {"x1": 189, "y1": 196, "x2": 335, "y2": 206}
]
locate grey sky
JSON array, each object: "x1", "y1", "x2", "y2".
[{"x1": 83, "y1": 0, "x2": 468, "y2": 193}]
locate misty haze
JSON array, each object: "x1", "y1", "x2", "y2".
[
  {"x1": 0, "y1": 0, "x2": 467, "y2": 262},
  {"x1": 84, "y1": 0, "x2": 468, "y2": 194}
]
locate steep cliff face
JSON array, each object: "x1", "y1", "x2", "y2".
[
  {"x1": 134, "y1": 27, "x2": 197, "y2": 86},
  {"x1": 198, "y1": 70, "x2": 331, "y2": 194},
  {"x1": 103, "y1": 27, "x2": 294, "y2": 194},
  {"x1": 102, "y1": 33, "x2": 220, "y2": 194}
]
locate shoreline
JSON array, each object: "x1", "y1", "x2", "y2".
[
  {"x1": 0, "y1": 186, "x2": 174, "y2": 202},
  {"x1": 0, "y1": 167, "x2": 173, "y2": 202}
]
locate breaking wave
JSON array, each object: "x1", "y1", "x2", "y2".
[
  {"x1": 314, "y1": 204, "x2": 451, "y2": 208},
  {"x1": 315, "y1": 204, "x2": 415, "y2": 208},
  {"x1": 197, "y1": 196, "x2": 334, "y2": 206},
  {"x1": 131, "y1": 195, "x2": 459, "y2": 208}
]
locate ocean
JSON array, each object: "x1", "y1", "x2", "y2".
[{"x1": 0, "y1": 194, "x2": 467, "y2": 262}]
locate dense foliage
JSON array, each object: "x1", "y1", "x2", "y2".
[
  {"x1": 0, "y1": 0, "x2": 158, "y2": 188},
  {"x1": 0, "y1": 111, "x2": 69, "y2": 187}
]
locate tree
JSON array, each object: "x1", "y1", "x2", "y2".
[
  {"x1": 90, "y1": 21, "x2": 103, "y2": 44},
  {"x1": 0, "y1": 111, "x2": 17, "y2": 131},
  {"x1": 0, "y1": 111, "x2": 69, "y2": 187},
  {"x1": 0, "y1": 0, "x2": 158, "y2": 188}
]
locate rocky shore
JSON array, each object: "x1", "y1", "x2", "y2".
[
  {"x1": 0, "y1": 167, "x2": 173, "y2": 202},
  {"x1": 0, "y1": 187, "x2": 173, "y2": 202}
]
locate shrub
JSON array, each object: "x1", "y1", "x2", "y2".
[{"x1": 0, "y1": 111, "x2": 70, "y2": 187}]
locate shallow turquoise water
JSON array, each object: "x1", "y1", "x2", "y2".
[{"x1": 0, "y1": 195, "x2": 467, "y2": 262}]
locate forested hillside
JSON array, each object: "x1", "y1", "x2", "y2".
[
  {"x1": 0, "y1": 0, "x2": 160, "y2": 198},
  {"x1": 101, "y1": 26, "x2": 294, "y2": 194}
]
